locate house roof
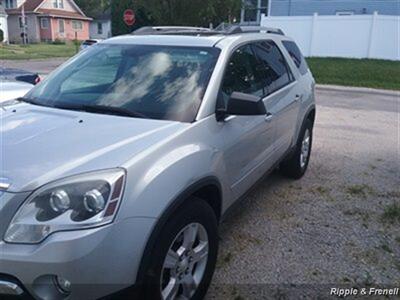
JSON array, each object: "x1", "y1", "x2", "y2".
[
  {"x1": 6, "y1": 0, "x2": 92, "y2": 20},
  {"x1": 36, "y1": 8, "x2": 92, "y2": 20}
]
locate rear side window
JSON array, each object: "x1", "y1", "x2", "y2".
[
  {"x1": 252, "y1": 41, "x2": 292, "y2": 95},
  {"x1": 282, "y1": 40, "x2": 309, "y2": 75}
]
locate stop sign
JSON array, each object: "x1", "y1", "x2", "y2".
[{"x1": 123, "y1": 9, "x2": 136, "y2": 26}]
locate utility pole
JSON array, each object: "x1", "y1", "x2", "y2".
[{"x1": 21, "y1": 3, "x2": 27, "y2": 44}]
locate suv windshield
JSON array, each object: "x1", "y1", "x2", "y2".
[{"x1": 26, "y1": 44, "x2": 220, "y2": 122}]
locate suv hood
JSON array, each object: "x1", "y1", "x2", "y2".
[{"x1": 0, "y1": 103, "x2": 187, "y2": 192}]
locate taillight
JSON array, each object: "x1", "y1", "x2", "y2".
[{"x1": 35, "y1": 76, "x2": 41, "y2": 85}]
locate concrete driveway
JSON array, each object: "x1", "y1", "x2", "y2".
[{"x1": 207, "y1": 87, "x2": 399, "y2": 299}]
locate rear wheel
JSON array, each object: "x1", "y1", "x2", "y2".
[
  {"x1": 143, "y1": 198, "x2": 218, "y2": 300},
  {"x1": 280, "y1": 119, "x2": 313, "y2": 179}
]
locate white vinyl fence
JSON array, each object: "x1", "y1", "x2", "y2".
[{"x1": 261, "y1": 12, "x2": 400, "y2": 61}]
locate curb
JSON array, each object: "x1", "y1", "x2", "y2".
[{"x1": 316, "y1": 84, "x2": 399, "y2": 97}]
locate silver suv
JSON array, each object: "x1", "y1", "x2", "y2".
[{"x1": 0, "y1": 26, "x2": 315, "y2": 300}]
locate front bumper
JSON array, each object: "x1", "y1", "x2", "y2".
[{"x1": 0, "y1": 217, "x2": 156, "y2": 300}]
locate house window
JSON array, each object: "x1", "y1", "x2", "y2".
[
  {"x1": 5, "y1": 0, "x2": 16, "y2": 9},
  {"x1": 59, "y1": 19, "x2": 65, "y2": 33},
  {"x1": 53, "y1": 0, "x2": 64, "y2": 8},
  {"x1": 336, "y1": 11, "x2": 355, "y2": 16},
  {"x1": 41, "y1": 18, "x2": 49, "y2": 29},
  {"x1": 72, "y1": 20, "x2": 83, "y2": 30},
  {"x1": 19, "y1": 16, "x2": 27, "y2": 28},
  {"x1": 97, "y1": 22, "x2": 103, "y2": 34},
  {"x1": 241, "y1": 0, "x2": 268, "y2": 24}
]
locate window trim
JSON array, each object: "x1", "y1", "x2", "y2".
[
  {"x1": 53, "y1": 0, "x2": 64, "y2": 8},
  {"x1": 18, "y1": 16, "x2": 27, "y2": 28},
  {"x1": 58, "y1": 19, "x2": 65, "y2": 33},
  {"x1": 72, "y1": 20, "x2": 83, "y2": 31},
  {"x1": 40, "y1": 18, "x2": 49, "y2": 29},
  {"x1": 97, "y1": 22, "x2": 103, "y2": 34}
]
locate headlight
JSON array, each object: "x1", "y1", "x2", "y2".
[{"x1": 4, "y1": 169, "x2": 126, "y2": 244}]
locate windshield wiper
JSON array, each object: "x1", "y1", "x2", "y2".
[{"x1": 53, "y1": 103, "x2": 145, "y2": 118}]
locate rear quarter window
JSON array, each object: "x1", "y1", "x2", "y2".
[{"x1": 282, "y1": 41, "x2": 309, "y2": 75}]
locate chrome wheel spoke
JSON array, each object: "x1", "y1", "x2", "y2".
[
  {"x1": 162, "y1": 277, "x2": 179, "y2": 300},
  {"x1": 164, "y1": 249, "x2": 180, "y2": 269},
  {"x1": 192, "y1": 241, "x2": 208, "y2": 263},
  {"x1": 181, "y1": 274, "x2": 197, "y2": 298},
  {"x1": 182, "y1": 223, "x2": 198, "y2": 250}
]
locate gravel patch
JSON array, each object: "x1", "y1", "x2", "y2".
[{"x1": 206, "y1": 88, "x2": 400, "y2": 299}]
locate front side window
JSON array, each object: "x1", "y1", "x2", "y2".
[
  {"x1": 26, "y1": 44, "x2": 220, "y2": 122},
  {"x1": 282, "y1": 40, "x2": 309, "y2": 75},
  {"x1": 252, "y1": 41, "x2": 292, "y2": 95},
  {"x1": 221, "y1": 44, "x2": 265, "y2": 98}
]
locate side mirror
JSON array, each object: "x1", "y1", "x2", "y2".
[{"x1": 216, "y1": 92, "x2": 266, "y2": 121}]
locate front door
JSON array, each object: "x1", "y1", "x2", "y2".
[{"x1": 219, "y1": 44, "x2": 276, "y2": 199}]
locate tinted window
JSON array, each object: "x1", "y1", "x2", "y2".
[
  {"x1": 282, "y1": 40, "x2": 309, "y2": 75},
  {"x1": 27, "y1": 44, "x2": 220, "y2": 122},
  {"x1": 221, "y1": 45, "x2": 265, "y2": 98},
  {"x1": 253, "y1": 41, "x2": 292, "y2": 95}
]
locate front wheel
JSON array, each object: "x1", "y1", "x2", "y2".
[
  {"x1": 142, "y1": 198, "x2": 218, "y2": 300},
  {"x1": 280, "y1": 119, "x2": 313, "y2": 179}
]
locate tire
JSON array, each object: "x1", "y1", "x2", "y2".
[
  {"x1": 142, "y1": 197, "x2": 218, "y2": 300},
  {"x1": 280, "y1": 119, "x2": 313, "y2": 179}
]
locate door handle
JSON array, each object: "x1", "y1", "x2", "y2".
[
  {"x1": 294, "y1": 94, "x2": 302, "y2": 102},
  {"x1": 265, "y1": 113, "x2": 273, "y2": 123}
]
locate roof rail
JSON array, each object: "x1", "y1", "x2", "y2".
[
  {"x1": 132, "y1": 24, "x2": 284, "y2": 36},
  {"x1": 215, "y1": 23, "x2": 285, "y2": 35},
  {"x1": 132, "y1": 26, "x2": 212, "y2": 35}
]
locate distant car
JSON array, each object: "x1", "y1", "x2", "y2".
[
  {"x1": 0, "y1": 67, "x2": 41, "y2": 85},
  {"x1": 79, "y1": 39, "x2": 102, "y2": 51}
]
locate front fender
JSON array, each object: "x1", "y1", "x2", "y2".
[{"x1": 117, "y1": 144, "x2": 228, "y2": 220}]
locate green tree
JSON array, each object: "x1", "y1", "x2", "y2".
[
  {"x1": 74, "y1": 0, "x2": 110, "y2": 18},
  {"x1": 110, "y1": 0, "x2": 242, "y2": 35}
]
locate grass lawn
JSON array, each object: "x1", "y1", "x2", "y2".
[
  {"x1": 307, "y1": 57, "x2": 400, "y2": 91},
  {"x1": 0, "y1": 43, "x2": 78, "y2": 60}
]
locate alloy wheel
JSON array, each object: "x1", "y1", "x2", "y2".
[{"x1": 161, "y1": 223, "x2": 209, "y2": 300}]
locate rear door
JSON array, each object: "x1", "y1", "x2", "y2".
[{"x1": 252, "y1": 40, "x2": 302, "y2": 160}]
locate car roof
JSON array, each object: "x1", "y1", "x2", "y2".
[
  {"x1": 103, "y1": 35, "x2": 226, "y2": 48},
  {"x1": 103, "y1": 32, "x2": 291, "y2": 50}
]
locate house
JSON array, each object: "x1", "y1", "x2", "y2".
[
  {"x1": 5, "y1": 0, "x2": 92, "y2": 43},
  {"x1": 0, "y1": 1, "x2": 9, "y2": 42},
  {"x1": 89, "y1": 9, "x2": 111, "y2": 40},
  {"x1": 241, "y1": 0, "x2": 400, "y2": 24}
]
